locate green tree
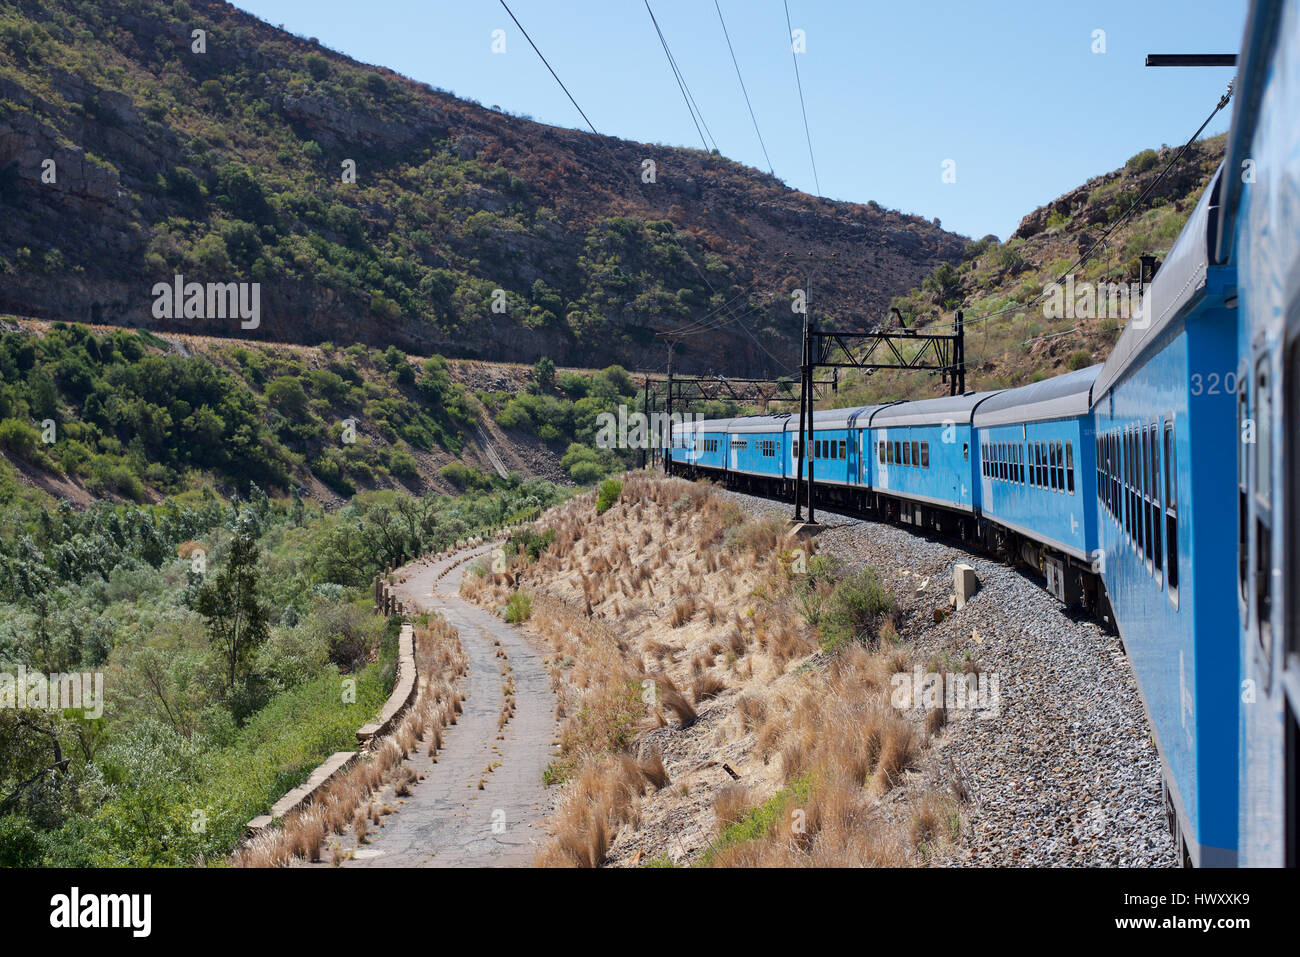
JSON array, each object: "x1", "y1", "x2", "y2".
[
  {"x1": 194, "y1": 516, "x2": 270, "y2": 693},
  {"x1": 532, "y1": 356, "x2": 556, "y2": 392}
]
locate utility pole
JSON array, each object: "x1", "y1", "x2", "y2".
[
  {"x1": 792, "y1": 304, "x2": 808, "y2": 522},
  {"x1": 641, "y1": 375, "x2": 650, "y2": 469},
  {"x1": 664, "y1": 341, "x2": 675, "y2": 477}
]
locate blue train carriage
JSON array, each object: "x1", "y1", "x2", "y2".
[
  {"x1": 866, "y1": 392, "x2": 991, "y2": 537},
  {"x1": 1092, "y1": 160, "x2": 1240, "y2": 866},
  {"x1": 971, "y1": 365, "x2": 1102, "y2": 608},
  {"x1": 792, "y1": 406, "x2": 877, "y2": 507},
  {"x1": 1221, "y1": 0, "x2": 1300, "y2": 867},
  {"x1": 669, "y1": 415, "x2": 731, "y2": 476},
  {"x1": 724, "y1": 413, "x2": 791, "y2": 493}
]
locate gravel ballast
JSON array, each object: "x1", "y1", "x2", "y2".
[{"x1": 720, "y1": 489, "x2": 1177, "y2": 867}]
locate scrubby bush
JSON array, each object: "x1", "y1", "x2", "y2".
[
  {"x1": 819, "y1": 567, "x2": 895, "y2": 651},
  {"x1": 596, "y1": 479, "x2": 622, "y2": 514}
]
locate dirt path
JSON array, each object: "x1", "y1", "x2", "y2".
[{"x1": 336, "y1": 546, "x2": 558, "y2": 867}]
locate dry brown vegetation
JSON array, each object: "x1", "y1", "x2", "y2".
[
  {"x1": 461, "y1": 474, "x2": 968, "y2": 867},
  {"x1": 231, "y1": 617, "x2": 469, "y2": 867}
]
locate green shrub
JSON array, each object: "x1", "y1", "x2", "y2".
[
  {"x1": 440, "y1": 461, "x2": 491, "y2": 490},
  {"x1": 1066, "y1": 349, "x2": 1092, "y2": 371},
  {"x1": 0, "y1": 417, "x2": 39, "y2": 455},
  {"x1": 596, "y1": 479, "x2": 622, "y2": 513},
  {"x1": 504, "y1": 591, "x2": 532, "y2": 624},
  {"x1": 819, "y1": 567, "x2": 894, "y2": 651}
]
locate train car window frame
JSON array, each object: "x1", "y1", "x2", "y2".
[
  {"x1": 840, "y1": 439, "x2": 847, "y2": 460},
  {"x1": 1066, "y1": 441, "x2": 1075, "y2": 495},
  {"x1": 1255, "y1": 357, "x2": 1274, "y2": 662},
  {"x1": 1150, "y1": 422, "x2": 1163, "y2": 589},
  {"x1": 910, "y1": 440, "x2": 919, "y2": 468},
  {"x1": 1288, "y1": 338, "x2": 1300, "y2": 663},
  {"x1": 1143, "y1": 426, "x2": 1154, "y2": 572},
  {"x1": 1165, "y1": 418, "x2": 1179, "y2": 608},
  {"x1": 1239, "y1": 374, "x2": 1251, "y2": 606},
  {"x1": 921, "y1": 441, "x2": 930, "y2": 469}
]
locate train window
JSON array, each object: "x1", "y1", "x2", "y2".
[
  {"x1": 921, "y1": 442, "x2": 930, "y2": 468},
  {"x1": 910, "y1": 441, "x2": 918, "y2": 467},
  {"x1": 1040, "y1": 442, "x2": 1048, "y2": 487},
  {"x1": 878, "y1": 441, "x2": 885, "y2": 464},
  {"x1": 1048, "y1": 443, "x2": 1057, "y2": 491},
  {"x1": 980, "y1": 443, "x2": 986, "y2": 476},
  {"x1": 1141, "y1": 427, "x2": 1152, "y2": 568},
  {"x1": 1054, "y1": 441, "x2": 1064, "y2": 493},
  {"x1": 1238, "y1": 379, "x2": 1250, "y2": 603},
  {"x1": 900, "y1": 442, "x2": 908, "y2": 466},
  {"x1": 1019, "y1": 444, "x2": 1025, "y2": 484},
  {"x1": 1165, "y1": 420, "x2": 1179, "y2": 605},
  {"x1": 894, "y1": 441, "x2": 901, "y2": 464},
  {"x1": 840, "y1": 440, "x2": 847, "y2": 460},
  {"x1": 1125, "y1": 429, "x2": 1134, "y2": 544},
  {"x1": 963, "y1": 442, "x2": 968, "y2": 462},
  {"x1": 1256, "y1": 359, "x2": 1273, "y2": 657},
  {"x1": 1151, "y1": 424, "x2": 1163, "y2": 588},
  {"x1": 1112, "y1": 433, "x2": 1120, "y2": 522},
  {"x1": 1066, "y1": 442, "x2": 1074, "y2": 494}
]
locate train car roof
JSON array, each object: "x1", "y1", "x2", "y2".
[
  {"x1": 727, "y1": 412, "x2": 794, "y2": 434},
  {"x1": 807, "y1": 404, "x2": 895, "y2": 430},
  {"x1": 868, "y1": 390, "x2": 1001, "y2": 427},
  {"x1": 1094, "y1": 164, "x2": 1224, "y2": 398},
  {"x1": 972, "y1": 364, "x2": 1102, "y2": 427}
]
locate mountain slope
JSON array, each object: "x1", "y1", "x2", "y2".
[{"x1": 0, "y1": 0, "x2": 965, "y2": 376}]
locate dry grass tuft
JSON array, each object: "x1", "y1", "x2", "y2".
[{"x1": 691, "y1": 672, "x2": 727, "y2": 703}]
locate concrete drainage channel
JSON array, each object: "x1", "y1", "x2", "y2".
[{"x1": 309, "y1": 543, "x2": 559, "y2": 867}]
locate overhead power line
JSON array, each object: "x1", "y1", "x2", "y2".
[
  {"x1": 497, "y1": 0, "x2": 599, "y2": 136},
  {"x1": 645, "y1": 0, "x2": 717, "y2": 154},
  {"x1": 930, "y1": 82, "x2": 1234, "y2": 334},
  {"x1": 715, "y1": 0, "x2": 774, "y2": 175},
  {"x1": 783, "y1": 0, "x2": 820, "y2": 195},
  {"x1": 495, "y1": 0, "x2": 793, "y2": 375}
]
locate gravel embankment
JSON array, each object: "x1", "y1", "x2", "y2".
[{"x1": 720, "y1": 490, "x2": 1176, "y2": 867}]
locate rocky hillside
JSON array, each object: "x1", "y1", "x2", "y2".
[
  {"x1": 0, "y1": 0, "x2": 965, "y2": 376},
  {"x1": 833, "y1": 135, "x2": 1226, "y2": 406}
]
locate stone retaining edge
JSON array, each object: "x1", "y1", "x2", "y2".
[{"x1": 243, "y1": 619, "x2": 418, "y2": 838}]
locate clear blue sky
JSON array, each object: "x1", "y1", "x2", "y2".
[{"x1": 233, "y1": 0, "x2": 1246, "y2": 239}]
